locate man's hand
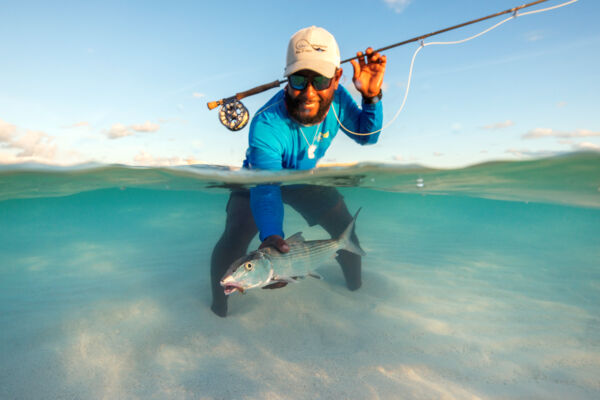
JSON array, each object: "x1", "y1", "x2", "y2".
[
  {"x1": 259, "y1": 235, "x2": 290, "y2": 253},
  {"x1": 350, "y1": 47, "x2": 387, "y2": 98}
]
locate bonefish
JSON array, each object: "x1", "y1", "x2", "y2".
[{"x1": 220, "y1": 208, "x2": 365, "y2": 295}]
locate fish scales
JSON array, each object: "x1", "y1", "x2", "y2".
[{"x1": 267, "y1": 239, "x2": 341, "y2": 276}]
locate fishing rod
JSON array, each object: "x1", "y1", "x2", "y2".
[{"x1": 207, "y1": 0, "x2": 552, "y2": 131}]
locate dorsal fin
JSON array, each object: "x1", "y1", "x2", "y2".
[{"x1": 285, "y1": 232, "x2": 305, "y2": 243}]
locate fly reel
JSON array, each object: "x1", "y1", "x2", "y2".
[{"x1": 218, "y1": 98, "x2": 249, "y2": 131}]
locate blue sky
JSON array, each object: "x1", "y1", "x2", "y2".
[{"x1": 0, "y1": 0, "x2": 598, "y2": 167}]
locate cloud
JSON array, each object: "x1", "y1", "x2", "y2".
[
  {"x1": 71, "y1": 121, "x2": 89, "y2": 128},
  {"x1": 107, "y1": 123, "x2": 134, "y2": 139},
  {"x1": 482, "y1": 120, "x2": 515, "y2": 130},
  {"x1": 106, "y1": 121, "x2": 160, "y2": 139},
  {"x1": 525, "y1": 31, "x2": 544, "y2": 42},
  {"x1": 133, "y1": 150, "x2": 200, "y2": 166},
  {"x1": 0, "y1": 119, "x2": 17, "y2": 142},
  {"x1": 556, "y1": 101, "x2": 567, "y2": 108},
  {"x1": 505, "y1": 148, "x2": 560, "y2": 158},
  {"x1": 433, "y1": 152, "x2": 444, "y2": 157},
  {"x1": 131, "y1": 121, "x2": 159, "y2": 132},
  {"x1": 573, "y1": 142, "x2": 600, "y2": 152},
  {"x1": 192, "y1": 92, "x2": 205, "y2": 98},
  {"x1": 384, "y1": 0, "x2": 412, "y2": 13},
  {"x1": 522, "y1": 128, "x2": 600, "y2": 139},
  {"x1": 0, "y1": 118, "x2": 59, "y2": 163},
  {"x1": 12, "y1": 130, "x2": 57, "y2": 158}
]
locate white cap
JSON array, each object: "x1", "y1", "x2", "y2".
[{"x1": 284, "y1": 26, "x2": 340, "y2": 79}]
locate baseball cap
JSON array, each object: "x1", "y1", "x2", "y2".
[{"x1": 284, "y1": 26, "x2": 341, "y2": 79}]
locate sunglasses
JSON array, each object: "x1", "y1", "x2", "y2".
[{"x1": 288, "y1": 74, "x2": 333, "y2": 91}]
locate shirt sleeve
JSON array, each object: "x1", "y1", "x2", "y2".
[
  {"x1": 246, "y1": 116, "x2": 286, "y2": 241},
  {"x1": 336, "y1": 86, "x2": 383, "y2": 145}
]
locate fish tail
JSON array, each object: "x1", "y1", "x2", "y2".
[{"x1": 339, "y1": 207, "x2": 366, "y2": 256}]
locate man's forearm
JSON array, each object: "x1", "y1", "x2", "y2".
[{"x1": 250, "y1": 184, "x2": 285, "y2": 241}]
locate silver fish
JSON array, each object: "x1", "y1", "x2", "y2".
[{"x1": 220, "y1": 208, "x2": 365, "y2": 295}]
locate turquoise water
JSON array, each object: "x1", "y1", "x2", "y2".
[{"x1": 1, "y1": 152, "x2": 599, "y2": 399}]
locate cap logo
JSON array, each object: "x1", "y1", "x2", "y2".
[{"x1": 295, "y1": 39, "x2": 328, "y2": 54}]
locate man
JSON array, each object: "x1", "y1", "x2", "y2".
[{"x1": 211, "y1": 26, "x2": 387, "y2": 317}]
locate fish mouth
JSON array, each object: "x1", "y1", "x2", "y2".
[{"x1": 221, "y1": 281, "x2": 245, "y2": 295}]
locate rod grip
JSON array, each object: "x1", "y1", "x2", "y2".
[{"x1": 235, "y1": 80, "x2": 283, "y2": 101}]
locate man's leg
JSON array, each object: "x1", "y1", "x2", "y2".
[
  {"x1": 318, "y1": 199, "x2": 362, "y2": 291},
  {"x1": 282, "y1": 185, "x2": 362, "y2": 290},
  {"x1": 210, "y1": 190, "x2": 258, "y2": 317}
]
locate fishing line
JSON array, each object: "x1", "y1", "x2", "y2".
[
  {"x1": 206, "y1": 0, "x2": 578, "y2": 132},
  {"x1": 332, "y1": 0, "x2": 579, "y2": 136}
]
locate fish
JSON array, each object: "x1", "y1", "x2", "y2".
[{"x1": 220, "y1": 208, "x2": 365, "y2": 295}]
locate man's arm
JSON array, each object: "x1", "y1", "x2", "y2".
[
  {"x1": 337, "y1": 47, "x2": 386, "y2": 143},
  {"x1": 337, "y1": 87, "x2": 383, "y2": 145},
  {"x1": 246, "y1": 117, "x2": 289, "y2": 252}
]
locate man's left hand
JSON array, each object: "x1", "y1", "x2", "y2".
[{"x1": 350, "y1": 47, "x2": 387, "y2": 98}]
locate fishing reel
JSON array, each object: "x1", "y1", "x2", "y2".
[
  {"x1": 217, "y1": 97, "x2": 249, "y2": 131},
  {"x1": 207, "y1": 80, "x2": 283, "y2": 132}
]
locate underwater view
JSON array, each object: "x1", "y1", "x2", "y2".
[{"x1": 1, "y1": 152, "x2": 599, "y2": 399}]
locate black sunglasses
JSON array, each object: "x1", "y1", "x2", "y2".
[{"x1": 288, "y1": 74, "x2": 333, "y2": 91}]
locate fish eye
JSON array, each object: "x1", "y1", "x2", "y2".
[{"x1": 244, "y1": 262, "x2": 253, "y2": 271}]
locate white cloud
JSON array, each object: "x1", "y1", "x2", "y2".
[
  {"x1": 0, "y1": 119, "x2": 17, "y2": 142},
  {"x1": 433, "y1": 152, "x2": 444, "y2": 157},
  {"x1": 133, "y1": 150, "x2": 200, "y2": 166},
  {"x1": 0, "y1": 119, "x2": 61, "y2": 163},
  {"x1": 106, "y1": 121, "x2": 160, "y2": 139},
  {"x1": 107, "y1": 123, "x2": 134, "y2": 139},
  {"x1": 131, "y1": 121, "x2": 159, "y2": 132},
  {"x1": 70, "y1": 121, "x2": 90, "y2": 128},
  {"x1": 384, "y1": 0, "x2": 412, "y2": 13},
  {"x1": 573, "y1": 142, "x2": 600, "y2": 152},
  {"x1": 12, "y1": 130, "x2": 57, "y2": 158},
  {"x1": 505, "y1": 148, "x2": 559, "y2": 158},
  {"x1": 482, "y1": 120, "x2": 515, "y2": 130},
  {"x1": 522, "y1": 128, "x2": 600, "y2": 139},
  {"x1": 556, "y1": 101, "x2": 567, "y2": 108},
  {"x1": 525, "y1": 31, "x2": 544, "y2": 42},
  {"x1": 192, "y1": 92, "x2": 205, "y2": 98}
]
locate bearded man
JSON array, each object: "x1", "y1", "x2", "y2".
[{"x1": 210, "y1": 26, "x2": 387, "y2": 317}]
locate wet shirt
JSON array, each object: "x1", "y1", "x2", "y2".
[{"x1": 243, "y1": 85, "x2": 383, "y2": 240}]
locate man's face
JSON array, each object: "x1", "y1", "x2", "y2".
[{"x1": 284, "y1": 68, "x2": 342, "y2": 125}]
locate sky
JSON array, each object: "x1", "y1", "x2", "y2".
[{"x1": 0, "y1": 0, "x2": 598, "y2": 168}]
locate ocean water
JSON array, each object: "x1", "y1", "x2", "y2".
[{"x1": 1, "y1": 152, "x2": 599, "y2": 399}]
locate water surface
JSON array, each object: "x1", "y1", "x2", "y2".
[{"x1": 1, "y1": 153, "x2": 599, "y2": 399}]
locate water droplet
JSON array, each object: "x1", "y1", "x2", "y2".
[{"x1": 416, "y1": 178, "x2": 424, "y2": 188}]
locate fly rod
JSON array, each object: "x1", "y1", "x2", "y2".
[{"x1": 207, "y1": 0, "x2": 551, "y2": 131}]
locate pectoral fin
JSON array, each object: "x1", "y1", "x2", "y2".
[
  {"x1": 308, "y1": 272, "x2": 323, "y2": 280},
  {"x1": 262, "y1": 282, "x2": 289, "y2": 289}
]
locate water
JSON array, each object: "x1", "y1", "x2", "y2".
[{"x1": 1, "y1": 152, "x2": 599, "y2": 399}]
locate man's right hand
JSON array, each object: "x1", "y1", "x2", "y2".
[{"x1": 259, "y1": 235, "x2": 290, "y2": 253}]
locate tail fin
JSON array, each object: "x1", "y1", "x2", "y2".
[{"x1": 339, "y1": 208, "x2": 366, "y2": 256}]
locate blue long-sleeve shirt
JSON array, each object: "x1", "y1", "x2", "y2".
[{"x1": 243, "y1": 85, "x2": 383, "y2": 240}]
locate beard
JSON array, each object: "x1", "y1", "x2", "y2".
[{"x1": 284, "y1": 89, "x2": 334, "y2": 125}]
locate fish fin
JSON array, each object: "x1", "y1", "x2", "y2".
[
  {"x1": 339, "y1": 208, "x2": 366, "y2": 256},
  {"x1": 262, "y1": 282, "x2": 289, "y2": 289},
  {"x1": 308, "y1": 272, "x2": 323, "y2": 280},
  {"x1": 285, "y1": 232, "x2": 305, "y2": 243},
  {"x1": 273, "y1": 275, "x2": 299, "y2": 284}
]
